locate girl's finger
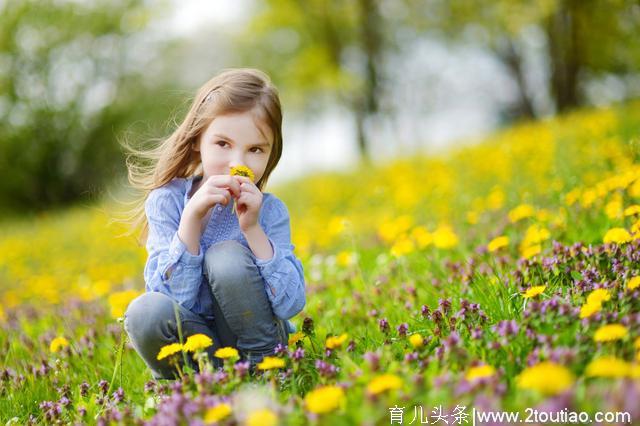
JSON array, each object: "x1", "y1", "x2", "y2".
[
  {"x1": 239, "y1": 182, "x2": 257, "y2": 193},
  {"x1": 208, "y1": 187, "x2": 231, "y2": 199},
  {"x1": 234, "y1": 175, "x2": 254, "y2": 185},
  {"x1": 237, "y1": 194, "x2": 251, "y2": 205},
  {"x1": 208, "y1": 175, "x2": 241, "y2": 194}
]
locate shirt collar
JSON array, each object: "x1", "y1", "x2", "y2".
[{"x1": 184, "y1": 175, "x2": 203, "y2": 204}]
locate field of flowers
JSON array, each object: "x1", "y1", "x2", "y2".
[{"x1": 1, "y1": 101, "x2": 640, "y2": 425}]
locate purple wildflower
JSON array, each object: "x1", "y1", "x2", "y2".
[
  {"x1": 397, "y1": 323, "x2": 408, "y2": 336},
  {"x1": 233, "y1": 361, "x2": 250, "y2": 379},
  {"x1": 292, "y1": 347, "x2": 305, "y2": 361},
  {"x1": 315, "y1": 360, "x2": 339, "y2": 378},
  {"x1": 378, "y1": 318, "x2": 390, "y2": 333}
]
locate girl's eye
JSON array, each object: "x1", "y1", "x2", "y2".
[
  {"x1": 215, "y1": 141, "x2": 229, "y2": 147},
  {"x1": 250, "y1": 147, "x2": 263, "y2": 153}
]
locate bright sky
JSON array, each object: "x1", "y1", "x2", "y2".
[{"x1": 164, "y1": 0, "x2": 250, "y2": 36}]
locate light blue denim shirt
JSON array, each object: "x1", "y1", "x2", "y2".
[{"x1": 143, "y1": 175, "x2": 305, "y2": 332}]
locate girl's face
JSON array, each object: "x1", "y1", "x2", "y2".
[{"x1": 195, "y1": 108, "x2": 273, "y2": 183}]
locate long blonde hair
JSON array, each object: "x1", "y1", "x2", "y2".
[{"x1": 122, "y1": 68, "x2": 283, "y2": 244}]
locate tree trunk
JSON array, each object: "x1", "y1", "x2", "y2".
[
  {"x1": 355, "y1": 109, "x2": 369, "y2": 164},
  {"x1": 355, "y1": 0, "x2": 383, "y2": 163},
  {"x1": 546, "y1": 0, "x2": 582, "y2": 113},
  {"x1": 494, "y1": 38, "x2": 537, "y2": 120}
]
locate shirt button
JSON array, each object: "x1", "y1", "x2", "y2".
[{"x1": 216, "y1": 206, "x2": 223, "y2": 212}]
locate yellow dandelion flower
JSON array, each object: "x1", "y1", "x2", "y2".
[
  {"x1": 214, "y1": 347, "x2": 239, "y2": 359},
  {"x1": 229, "y1": 165, "x2": 255, "y2": 182},
  {"x1": 390, "y1": 235, "x2": 415, "y2": 257},
  {"x1": 605, "y1": 199, "x2": 623, "y2": 219},
  {"x1": 377, "y1": 215, "x2": 413, "y2": 243},
  {"x1": 520, "y1": 244, "x2": 541, "y2": 259},
  {"x1": 49, "y1": 336, "x2": 69, "y2": 353},
  {"x1": 157, "y1": 343, "x2": 183, "y2": 361},
  {"x1": 630, "y1": 179, "x2": 640, "y2": 198},
  {"x1": 593, "y1": 324, "x2": 628, "y2": 342},
  {"x1": 432, "y1": 225, "x2": 459, "y2": 249},
  {"x1": 585, "y1": 356, "x2": 632, "y2": 378},
  {"x1": 580, "y1": 190, "x2": 597, "y2": 208},
  {"x1": 304, "y1": 385, "x2": 345, "y2": 414},
  {"x1": 522, "y1": 285, "x2": 546, "y2": 299},
  {"x1": 579, "y1": 301, "x2": 602, "y2": 319},
  {"x1": 603, "y1": 228, "x2": 632, "y2": 244},
  {"x1": 465, "y1": 364, "x2": 496, "y2": 381},
  {"x1": 183, "y1": 334, "x2": 213, "y2": 353},
  {"x1": 635, "y1": 336, "x2": 640, "y2": 350},
  {"x1": 409, "y1": 333, "x2": 424, "y2": 349},
  {"x1": 516, "y1": 362, "x2": 573, "y2": 395},
  {"x1": 107, "y1": 289, "x2": 141, "y2": 319},
  {"x1": 486, "y1": 187, "x2": 505, "y2": 210},
  {"x1": 523, "y1": 224, "x2": 550, "y2": 245},
  {"x1": 246, "y1": 409, "x2": 278, "y2": 426},
  {"x1": 586, "y1": 288, "x2": 611, "y2": 305},
  {"x1": 325, "y1": 333, "x2": 348, "y2": 350},
  {"x1": 487, "y1": 236, "x2": 509, "y2": 252},
  {"x1": 627, "y1": 276, "x2": 640, "y2": 291},
  {"x1": 508, "y1": 204, "x2": 535, "y2": 223},
  {"x1": 367, "y1": 374, "x2": 404, "y2": 395},
  {"x1": 624, "y1": 205, "x2": 640, "y2": 216},
  {"x1": 328, "y1": 216, "x2": 349, "y2": 238},
  {"x1": 288, "y1": 331, "x2": 304, "y2": 346},
  {"x1": 466, "y1": 211, "x2": 479, "y2": 225},
  {"x1": 257, "y1": 356, "x2": 285, "y2": 370},
  {"x1": 565, "y1": 188, "x2": 581, "y2": 206},
  {"x1": 204, "y1": 403, "x2": 232, "y2": 423},
  {"x1": 410, "y1": 226, "x2": 433, "y2": 248},
  {"x1": 336, "y1": 251, "x2": 355, "y2": 267}
]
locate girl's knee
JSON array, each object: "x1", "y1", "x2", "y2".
[
  {"x1": 124, "y1": 292, "x2": 177, "y2": 343},
  {"x1": 204, "y1": 241, "x2": 256, "y2": 291}
]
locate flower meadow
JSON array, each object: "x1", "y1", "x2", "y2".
[{"x1": 1, "y1": 102, "x2": 640, "y2": 424}]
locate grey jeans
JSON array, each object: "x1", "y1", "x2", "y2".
[{"x1": 124, "y1": 240, "x2": 289, "y2": 379}]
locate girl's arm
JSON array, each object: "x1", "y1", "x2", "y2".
[
  {"x1": 243, "y1": 225, "x2": 274, "y2": 260},
  {"x1": 144, "y1": 188, "x2": 204, "y2": 311},
  {"x1": 177, "y1": 205, "x2": 204, "y2": 255},
  {"x1": 252, "y1": 195, "x2": 306, "y2": 320}
]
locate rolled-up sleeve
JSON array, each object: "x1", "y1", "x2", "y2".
[
  {"x1": 143, "y1": 189, "x2": 204, "y2": 310},
  {"x1": 253, "y1": 197, "x2": 306, "y2": 320}
]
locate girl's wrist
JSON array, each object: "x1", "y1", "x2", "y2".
[
  {"x1": 241, "y1": 223, "x2": 262, "y2": 236},
  {"x1": 243, "y1": 224, "x2": 273, "y2": 261},
  {"x1": 183, "y1": 203, "x2": 208, "y2": 222}
]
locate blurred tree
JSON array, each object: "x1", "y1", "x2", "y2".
[
  {"x1": 0, "y1": 0, "x2": 174, "y2": 213},
  {"x1": 235, "y1": 0, "x2": 398, "y2": 162},
  {"x1": 404, "y1": 0, "x2": 640, "y2": 117}
]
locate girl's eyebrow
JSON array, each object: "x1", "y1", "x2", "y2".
[{"x1": 214, "y1": 133, "x2": 271, "y2": 147}]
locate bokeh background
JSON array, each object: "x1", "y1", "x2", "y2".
[
  {"x1": 2, "y1": 0, "x2": 639, "y2": 213},
  {"x1": 2, "y1": 0, "x2": 640, "y2": 424}
]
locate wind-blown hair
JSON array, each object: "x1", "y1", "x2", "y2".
[{"x1": 121, "y1": 68, "x2": 283, "y2": 243}]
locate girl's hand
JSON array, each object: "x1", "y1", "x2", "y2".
[
  {"x1": 233, "y1": 175, "x2": 263, "y2": 232},
  {"x1": 184, "y1": 175, "x2": 241, "y2": 220}
]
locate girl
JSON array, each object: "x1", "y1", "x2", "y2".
[{"x1": 123, "y1": 68, "x2": 306, "y2": 380}]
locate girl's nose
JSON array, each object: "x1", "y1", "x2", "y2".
[
  {"x1": 229, "y1": 154, "x2": 246, "y2": 169},
  {"x1": 229, "y1": 159, "x2": 245, "y2": 169}
]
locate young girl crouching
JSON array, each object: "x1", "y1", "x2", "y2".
[{"x1": 123, "y1": 68, "x2": 306, "y2": 379}]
